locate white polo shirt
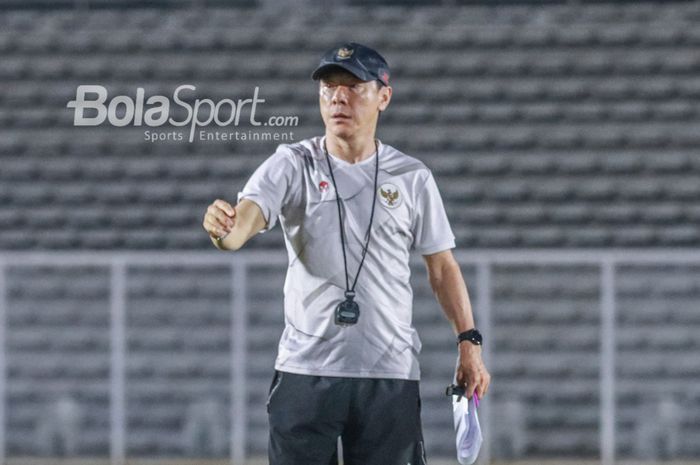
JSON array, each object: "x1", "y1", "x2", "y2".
[{"x1": 238, "y1": 136, "x2": 455, "y2": 380}]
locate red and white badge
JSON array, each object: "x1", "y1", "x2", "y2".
[{"x1": 319, "y1": 180, "x2": 329, "y2": 192}]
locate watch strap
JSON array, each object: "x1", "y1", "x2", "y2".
[{"x1": 457, "y1": 329, "x2": 483, "y2": 346}]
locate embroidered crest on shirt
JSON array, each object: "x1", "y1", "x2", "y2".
[
  {"x1": 319, "y1": 180, "x2": 329, "y2": 192},
  {"x1": 378, "y1": 183, "x2": 401, "y2": 209}
]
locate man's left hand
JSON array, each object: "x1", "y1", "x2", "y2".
[{"x1": 456, "y1": 342, "x2": 491, "y2": 400}]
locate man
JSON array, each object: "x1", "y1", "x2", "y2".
[{"x1": 202, "y1": 42, "x2": 490, "y2": 465}]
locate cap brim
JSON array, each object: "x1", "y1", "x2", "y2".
[{"x1": 311, "y1": 62, "x2": 374, "y2": 82}]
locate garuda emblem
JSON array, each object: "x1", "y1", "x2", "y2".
[{"x1": 378, "y1": 183, "x2": 401, "y2": 209}]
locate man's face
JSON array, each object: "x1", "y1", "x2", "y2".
[{"x1": 319, "y1": 69, "x2": 391, "y2": 140}]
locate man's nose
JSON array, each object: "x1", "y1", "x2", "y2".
[{"x1": 331, "y1": 86, "x2": 350, "y2": 104}]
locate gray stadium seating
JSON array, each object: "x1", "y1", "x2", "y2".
[
  {"x1": 4, "y1": 258, "x2": 696, "y2": 459},
  {"x1": 2, "y1": 0, "x2": 700, "y2": 462},
  {"x1": 1, "y1": 3, "x2": 700, "y2": 249}
]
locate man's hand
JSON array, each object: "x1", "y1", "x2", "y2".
[
  {"x1": 202, "y1": 198, "x2": 267, "y2": 251},
  {"x1": 423, "y1": 250, "x2": 492, "y2": 401},
  {"x1": 456, "y1": 342, "x2": 490, "y2": 401},
  {"x1": 203, "y1": 199, "x2": 236, "y2": 240}
]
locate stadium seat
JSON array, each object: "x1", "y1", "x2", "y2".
[
  {"x1": 612, "y1": 226, "x2": 657, "y2": 247},
  {"x1": 2, "y1": 2, "x2": 700, "y2": 459}
]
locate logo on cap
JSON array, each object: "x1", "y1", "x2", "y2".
[
  {"x1": 380, "y1": 71, "x2": 390, "y2": 84},
  {"x1": 336, "y1": 47, "x2": 354, "y2": 60}
]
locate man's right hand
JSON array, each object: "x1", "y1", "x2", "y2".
[{"x1": 203, "y1": 198, "x2": 236, "y2": 240}]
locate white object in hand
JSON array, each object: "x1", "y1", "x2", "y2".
[{"x1": 452, "y1": 388, "x2": 483, "y2": 464}]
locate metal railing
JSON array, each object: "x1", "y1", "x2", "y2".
[{"x1": 1, "y1": 248, "x2": 699, "y2": 465}]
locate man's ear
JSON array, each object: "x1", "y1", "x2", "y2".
[{"x1": 378, "y1": 85, "x2": 392, "y2": 112}]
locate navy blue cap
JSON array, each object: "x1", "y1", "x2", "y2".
[{"x1": 311, "y1": 42, "x2": 391, "y2": 86}]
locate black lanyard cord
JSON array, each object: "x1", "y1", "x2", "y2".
[{"x1": 323, "y1": 139, "x2": 379, "y2": 296}]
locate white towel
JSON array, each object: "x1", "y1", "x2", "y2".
[{"x1": 452, "y1": 388, "x2": 483, "y2": 464}]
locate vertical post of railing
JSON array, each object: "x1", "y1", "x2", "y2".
[
  {"x1": 476, "y1": 260, "x2": 493, "y2": 465},
  {"x1": 231, "y1": 259, "x2": 248, "y2": 465},
  {"x1": 600, "y1": 259, "x2": 616, "y2": 465},
  {"x1": 110, "y1": 260, "x2": 126, "y2": 465},
  {"x1": 0, "y1": 260, "x2": 6, "y2": 465}
]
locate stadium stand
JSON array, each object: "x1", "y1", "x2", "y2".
[
  {"x1": 1, "y1": 2, "x2": 700, "y2": 250},
  {"x1": 1, "y1": 0, "x2": 700, "y2": 462},
  {"x1": 5, "y1": 259, "x2": 700, "y2": 459}
]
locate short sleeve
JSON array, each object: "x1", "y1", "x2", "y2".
[
  {"x1": 237, "y1": 146, "x2": 298, "y2": 232},
  {"x1": 411, "y1": 171, "x2": 456, "y2": 255}
]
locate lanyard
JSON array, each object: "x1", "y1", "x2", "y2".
[{"x1": 323, "y1": 139, "x2": 379, "y2": 300}]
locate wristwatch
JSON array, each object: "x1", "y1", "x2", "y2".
[{"x1": 457, "y1": 329, "x2": 483, "y2": 346}]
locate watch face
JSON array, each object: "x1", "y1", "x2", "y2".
[
  {"x1": 335, "y1": 300, "x2": 360, "y2": 326},
  {"x1": 459, "y1": 329, "x2": 482, "y2": 345}
]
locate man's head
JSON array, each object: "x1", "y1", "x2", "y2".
[{"x1": 312, "y1": 43, "x2": 392, "y2": 141}]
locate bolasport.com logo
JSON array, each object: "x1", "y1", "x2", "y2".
[{"x1": 66, "y1": 85, "x2": 299, "y2": 143}]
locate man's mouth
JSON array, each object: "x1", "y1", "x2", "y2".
[{"x1": 331, "y1": 112, "x2": 351, "y2": 120}]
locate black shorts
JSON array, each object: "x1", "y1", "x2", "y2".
[{"x1": 267, "y1": 370, "x2": 428, "y2": 465}]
